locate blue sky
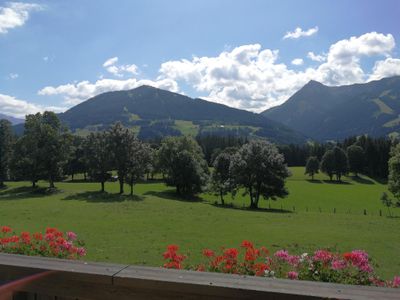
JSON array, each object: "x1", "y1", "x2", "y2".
[{"x1": 1, "y1": 0, "x2": 400, "y2": 118}]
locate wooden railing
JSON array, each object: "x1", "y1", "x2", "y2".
[{"x1": 0, "y1": 253, "x2": 398, "y2": 299}]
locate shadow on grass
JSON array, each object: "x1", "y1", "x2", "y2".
[
  {"x1": 306, "y1": 179, "x2": 323, "y2": 184},
  {"x1": 350, "y1": 176, "x2": 375, "y2": 185},
  {"x1": 322, "y1": 180, "x2": 352, "y2": 185},
  {"x1": 144, "y1": 190, "x2": 203, "y2": 202},
  {"x1": 0, "y1": 186, "x2": 61, "y2": 200},
  {"x1": 210, "y1": 202, "x2": 293, "y2": 214},
  {"x1": 63, "y1": 191, "x2": 144, "y2": 203}
]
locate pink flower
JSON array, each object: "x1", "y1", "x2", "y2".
[
  {"x1": 392, "y1": 276, "x2": 400, "y2": 288},
  {"x1": 331, "y1": 259, "x2": 347, "y2": 270},
  {"x1": 287, "y1": 255, "x2": 300, "y2": 266},
  {"x1": 313, "y1": 250, "x2": 332, "y2": 263},
  {"x1": 67, "y1": 231, "x2": 77, "y2": 241},
  {"x1": 274, "y1": 250, "x2": 289, "y2": 260},
  {"x1": 287, "y1": 271, "x2": 298, "y2": 280},
  {"x1": 77, "y1": 247, "x2": 86, "y2": 257}
]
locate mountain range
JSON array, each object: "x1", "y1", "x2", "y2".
[
  {"x1": 0, "y1": 113, "x2": 24, "y2": 125},
  {"x1": 58, "y1": 85, "x2": 306, "y2": 143},
  {"x1": 263, "y1": 76, "x2": 400, "y2": 141}
]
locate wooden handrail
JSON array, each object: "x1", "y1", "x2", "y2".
[{"x1": 0, "y1": 253, "x2": 398, "y2": 299}]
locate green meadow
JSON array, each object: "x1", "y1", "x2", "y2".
[{"x1": 0, "y1": 167, "x2": 399, "y2": 279}]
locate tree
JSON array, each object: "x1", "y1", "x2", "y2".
[
  {"x1": 332, "y1": 146, "x2": 348, "y2": 181},
  {"x1": 158, "y1": 136, "x2": 209, "y2": 195},
  {"x1": 347, "y1": 145, "x2": 365, "y2": 177},
  {"x1": 0, "y1": 120, "x2": 13, "y2": 188},
  {"x1": 39, "y1": 112, "x2": 72, "y2": 188},
  {"x1": 108, "y1": 122, "x2": 134, "y2": 194},
  {"x1": 320, "y1": 147, "x2": 348, "y2": 181},
  {"x1": 380, "y1": 192, "x2": 393, "y2": 217},
  {"x1": 210, "y1": 148, "x2": 237, "y2": 205},
  {"x1": 388, "y1": 144, "x2": 400, "y2": 206},
  {"x1": 304, "y1": 156, "x2": 319, "y2": 180},
  {"x1": 65, "y1": 136, "x2": 87, "y2": 181},
  {"x1": 126, "y1": 140, "x2": 152, "y2": 196},
  {"x1": 320, "y1": 150, "x2": 335, "y2": 181},
  {"x1": 230, "y1": 140, "x2": 290, "y2": 209},
  {"x1": 84, "y1": 132, "x2": 112, "y2": 192},
  {"x1": 12, "y1": 112, "x2": 71, "y2": 189}
]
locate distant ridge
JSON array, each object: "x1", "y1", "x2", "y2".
[
  {"x1": 0, "y1": 113, "x2": 24, "y2": 125},
  {"x1": 262, "y1": 76, "x2": 400, "y2": 140},
  {"x1": 55, "y1": 85, "x2": 307, "y2": 143}
]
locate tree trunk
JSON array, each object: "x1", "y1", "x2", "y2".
[
  {"x1": 176, "y1": 185, "x2": 181, "y2": 195},
  {"x1": 220, "y1": 190, "x2": 224, "y2": 205},
  {"x1": 311, "y1": 174, "x2": 314, "y2": 180},
  {"x1": 84, "y1": 172, "x2": 87, "y2": 181},
  {"x1": 49, "y1": 176, "x2": 55, "y2": 188},
  {"x1": 71, "y1": 173, "x2": 74, "y2": 181},
  {"x1": 101, "y1": 181, "x2": 105, "y2": 192},
  {"x1": 130, "y1": 183, "x2": 133, "y2": 196},
  {"x1": 0, "y1": 180, "x2": 4, "y2": 188},
  {"x1": 32, "y1": 181, "x2": 36, "y2": 188},
  {"x1": 119, "y1": 178, "x2": 124, "y2": 194}
]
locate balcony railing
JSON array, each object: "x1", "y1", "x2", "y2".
[{"x1": 0, "y1": 253, "x2": 398, "y2": 299}]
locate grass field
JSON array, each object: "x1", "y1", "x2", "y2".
[{"x1": 0, "y1": 167, "x2": 399, "y2": 279}]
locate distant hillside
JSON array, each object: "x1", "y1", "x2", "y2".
[
  {"x1": 0, "y1": 113, "x2": 24, "y2": 125},
  {"x1": 262, "y1": 76, "x2": 400, "y2": 141},
  {"x1": 57, "y1": 85, "x2": 306, "y2": 144}
]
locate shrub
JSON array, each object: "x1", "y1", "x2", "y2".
[
  {"x1": 0, "y1": 226, "x2": 86, "y2": 259},
  {"x1": 162, "y1": 241, "x2": 399, "y2": 288}
]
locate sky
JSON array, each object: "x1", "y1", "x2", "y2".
[{"x1": 1, "y1": 0, "x2": 400, "y2": 118}]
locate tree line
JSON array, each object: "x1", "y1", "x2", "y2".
[
  {"x1": 0, "y1": 112, "x2": 290, "y2": 209},
  {"x1": 280, "y1": 136, "x2": 394, "y2": 180}
]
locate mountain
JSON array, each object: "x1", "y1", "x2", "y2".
[
  {"x1": 58, "y1": 85, "x2": 306, "y2": 143},
  {"x1": 0, "y1": 113, "x2": 24, "y2": 125},
  {"x1": 262, "y1": 76, "x2": 400, "y2": 141}
]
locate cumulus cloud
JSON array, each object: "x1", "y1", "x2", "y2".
[
  {"x1": 369, "y1": 57, "x2": 400, "y2": 81},
  {"x1": 291, "y1": 58, "x2": 304, "y2": 66},
  {"x1": 0, "y1": 2, "x2": 43, "y2": 34},
  {"x1": 102, "y1": 56, "x2": 138, "y2": 77},
  {"x1": 0, "y1": 94, "x2": 66, "y2": 118},
  {"x1": 37, "y1": 31, "x2": 400, "y2": 113},
  {"x1": 39, "y1": 77, "x2": 179, "y2": 105},
  {"x1": 283, "y1": 26, "x2": 318, "y2": 39},
  {"x1": 307, "y1": 51, "x2": 326, "y2": 62}
]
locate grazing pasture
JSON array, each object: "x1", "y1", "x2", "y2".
[{"x1": 0, "y1": 167, "x2": 398, "y2": 278}]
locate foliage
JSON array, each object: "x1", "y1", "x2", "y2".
[
  {"x1": 304, "y1": 156, "x2": 319, "y2": 180},
  {"x1": 0, "y1": 119, "x2": 14, "y2": 187},
  {"x1": 320, "y1": 147, "x2": 348, "y2": 181},
  {"x1": 388, "y1": 144, "x2": 400, "y2": 204},
  {"x1": 347, "y1": 145, "x2": 365, "y2": 176},
  {"x1": 0, "y1": 226, "x2": 86, "y2": 259},
  {"x1": 10, "y1": 112, "x2": 71, "y2": 188},
  {"x1": 230, "y1": 140, "x2": 290, "y2": 208},
  {"x1": 108, "y1": 122, "x2": 136, "y2": 194},
  {"x1": 84, "y1": 132, "x2": 112, "y2": 192},
  {"x1": 210, "y1": 148, "x2": 237, "y2": 204},
  {"x1": 158, "y1": 136, "x2": 209, "y2": 195},
  {"x1": 162, "y1": 241, "x2": 400, "y2": 288},
  {"x1": 126, "y1": 140, "x2": 153, "y2": 195}
]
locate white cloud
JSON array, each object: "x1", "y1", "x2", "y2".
[
  {"x1": 283, "y1": 26, "x2": 318, "y2": 39},
  {"x1": 39, "y1": 77, "x2": 179, "y2": 105},
  {"x1": 369, "y1": 57, "x2": 400, "y2": 81},
  {"x1": 307, "y1": 51, "x2": 326, "y2": 62},
  {"x1": 311, "y1": 32, "x2": 395, "y2": 85},
  {"x1": 0, "y1": 2, "x2": 43, "y2": 34},
  {"x1": 102, "y1": 56, "x2": 138, "y2": 77},
  {"x1": 291, "y1": 58, "x2": 304, "y2": 66},
  {"x1": 8, "y1": 73, "x2": 18, "y2": 79},
  {"x1": 0, "y1": 94, "x2": 66, "y2": 118},
  {"x1": 37, "y1": 32, "x2": 400, "y2": 113}
]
